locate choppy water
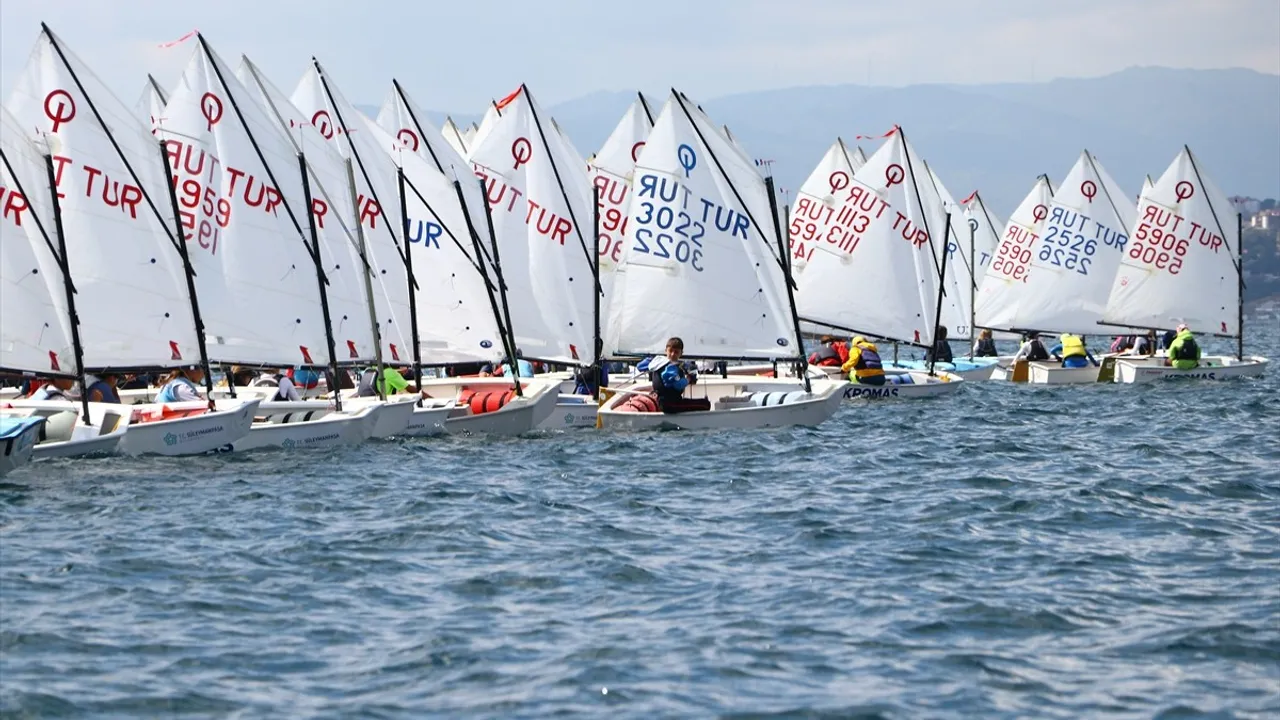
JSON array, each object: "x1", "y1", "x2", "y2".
[{"x1": 3, "y1": 321, "x2": 1278, "y2": 718}]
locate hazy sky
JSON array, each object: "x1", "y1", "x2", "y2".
[{"x1": 2, "y1": 0, "x2": 1277, "y2": 112}]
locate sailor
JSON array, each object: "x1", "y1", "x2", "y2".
[
  {"x1": 841, "y1": 336, "x2": 886, "y2": 386},
  {"x1": 29, "y1": 376, "x2": 75, "y2": 401},
  {"x1": 925, "y1": 325, "x2": 953, "y2": 364},
  {"x1": 1050, "y1": 333, "x2": 1097, "y2": 368},
  {"x1": 492, "y1": 349, "x2": 535, "y2": 378},
  {"x1": 648, "y1": 337, "x2": 702, "y2": 413},
  {"x1": 973, "y1": 329, "x2": 998, "y2": 357},
  {"x1": 1167, "y1": 324, "x2": 1201, "y2": 369},
  {"x1": 84, "y1": 373, "x2": 122, "y2": 404},
  {"x1": 807, "y1": 335, "x2": 849, "y2": 367},
  {"x1": 156, "y1": 366, "x2": 205, "y2": 402},
  {"x1": 1013, "y1": 331, "x2": 1051, "y2": 361},
  {"x1": 269, "y1": 369, "x2": 301, "y2": 402}
]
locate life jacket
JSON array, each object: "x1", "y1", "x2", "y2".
[
  {"x1": 809, "y1": 344, "x2": 842, "y2": 367},
  {"x1": 975, "y1": 338, "x2": 997, "y2": 357},
  {"x1": 1060, "y1": 334, "x2": 1086, "y2": 359},
  {"x1": 30, "y1": 383, "x2": 69, "y2": 401},
  {"x1": 649, "y1": 360, "x2": 689, "y2": 407},
  {"x1": 1171, "y1": 332, "x2": 1200, "y2": 361},
  {"x1": 1025, "y1": 339, "x2": 1050, "y2": 361},
  {"x1": 356, "y1": 368, "x2": 378, "y2": 397},
  {"x1": 927, "y1": 339, "x2": 953, "y2": 364},
  {"x1": 85, "y1": 380, "x2": 121, "y2": 404},
  {"x1": 156, "y1": 376, "x2": 198, "y2": 403},
  {"x1": 852, "y1": 342, "x2": 884, "y2": 379},
  {"x1": 498, "y1": 359, "x2": 535, "y2": 378},
  {"x1": 271, "y1": 374, "x2": 290, "y2": 402}
]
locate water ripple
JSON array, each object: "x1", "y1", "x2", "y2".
[{"x1": 2, "y1": 328, "x2": 1278, "y2": 717}]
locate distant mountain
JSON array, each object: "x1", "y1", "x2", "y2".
[{"x1": 359, "y1": 67, "x2": 1280, "y2": 216}]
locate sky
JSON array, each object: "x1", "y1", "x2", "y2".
[{"x1": 2, "y1": 0, "x2": 1278, "y2": 113}]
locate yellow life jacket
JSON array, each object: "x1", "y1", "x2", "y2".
[{"x1": 1061, "y1": 334, "x2": 1086, "y2": 358}]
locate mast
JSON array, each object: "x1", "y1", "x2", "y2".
[
  {"x1": 42, "y1": 25, "x2": 214, "y2": 399},
  {"x1": 477, "y1": 178, "x2": 522, "y2": 396},
  {"x1": 146, "y1": 73, "x2": 169, "y2": 105},
  {"x1": 1237, "y1": 212, "x2": 1245, "y2": 360},
  {"x1": 591, "y1": 183, "x2": 602, "y2": 400},
  {"x1": 344, "y1": 159, "x2": 385, "y2": 399},
  {"x1": 157, "y1": 140, "x2": 216, "y2": 405},
  {"x1": 297, "y1": 153, "x2": 343, "y2": 411},
  {"x1": 969, "y1": 203, "x2": 977, "y2": 359},
  {"x1": 766, "y1": 175, "x2": 811, "y2": 392},
  {"x1": 928, "y1": 213, "x2": 953, "y2": 376},
  {"x1": 41, "y1": 154, "x2": 91, "y2": 422},
  {"x1": 451, "y1": 179, "x2": 520, "y2": 396},
  {"x1": 396, "y1": 167, "x2": 424, "y2": 391}
]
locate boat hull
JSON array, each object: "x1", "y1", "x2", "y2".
[
  {"x1": 417, "y1": 378, "x2": 560, "y2": 436},
  {"x1": 598, "y1": 377, "x2": 847, "y2": 430},
  {"x1": 539, "y1": 395, "x2": 599, "y2": 430},
  {"x1": 2, "y1": 401, "x2": 132, "y2": 459},
  {"x1": 116, "y1": 399, "x2": 259, "y2": 456},
  {"x1": 218, "y1": 400, "x2": 378, "y2": 451},
  {"x1": 1026, "y1": 364, "x2": 1103, "y2": 385},
  {"x1": 0, "y1": 417, "x2": 44, "y2": 477},
  {"x1": 1113, "y1": 355, "x2": 1270, "y2": 384}
]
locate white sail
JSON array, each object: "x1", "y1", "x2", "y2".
[
  {"x1": 849, "y1": 146, "x2": 868, "y2": 171},
  {"x1": 1011, "y1": 151, "x2": 1136, "y2": 335},
  {"x1": 161, "y1": 37, "x2": 334, "y2": 366},
  {"x1": 366, "y1": 85, "x2": 505, "y2": 362},
  {"x1": 1102, "y1": 147, "x2": 1241, "y2": 336},
  {"x1": 590, "y1": 93, "x2": 656, "y2": 302},
  {"x1": 136, "y1": 75, "x2": 168, "y2": 134},
  {"x1": 973, "y1": 176, "x2": 1055, "y2": 332},
  {"x1": 962, "y1": 190, "x2": 1004, "y2": 284},
  {"x1": 292, "y1": 61, "x2": 417, "y2": 365},
  {"x1": 790, "y1": 128, "x2": 945, "y2": 345},
  {"x1": 438, "y1": 116, "x2": 469, "y2": 157},
  {"x1": 605, "y1": 90, "x2": 797, "y2": 359},
  {"x1": 468, "y1": 85, "x2": 596, "y2": 364},
  {"x1": 7, "y1": 27, "x2": 202, "y2": 369},
  {"x1": 923, "y1": 162, "x2": 976, "y2": 338},
  {"x1": 0, "y1": 106, "x2": 75, "y2": 375},
  {"x1": 469, "y1": 102, "x2": 500, "y2": 155},
  {"x1": 236, "y1": 57, "x2": 377, "y2": 363}
]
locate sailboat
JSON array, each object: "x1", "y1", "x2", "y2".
[
  {"x1": 155, "y1": 34, "x2": 386, "y2": 450},
  {"x1": 318, "y1": 71, "x2": 558, "y2": 435},
  {"x1": 235, "y1": 57, "x2": 430, "y2": 439},
  {"x1": 975, "y1": 175, "x2": 1055, "y2": 383},
  {"x1": 0, "y1": 105, "x2": 132, "y2": 457},
  {"x1": 438, "y1": 116, "x2": 470, "y2": 157},
  {"x1": 1102, "y1": 147, "x2": 1269, "y2": 383},
  {"x1": 6, "y1": 25, "x2": 257, "y2": 456},
  {"x1": 1003, "y1": 151, "x2": 1137, "y2": 385},
  {"x1": 598, "y1": 90, "x2": 847, "y2": 429},
  {"x1": 787, "y1": 127, "x2": 964, "y2": 398}
]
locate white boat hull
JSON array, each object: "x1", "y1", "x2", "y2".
[
  {"x1": 116, "y1": 399, "x2": 260, "y2": 456},
  {"x1": 1113, "y1": 355, "x2": 1270, "y2": 384},
  {"x1": 218, "y1": 399, "x2": 379, "y2": 452},
  {"x1": 1027, "y1": 364, "x2": 1103, "y2": 385},
  {"x1": 2, "y1": 401, "x2": 131, "y2": 459},
  {"x1": 417, "y1": 377, "x2": 560, "y2": 436},
  {"x1": 809, "y1": 366, "x2": 964, "y2": 400},
  {"x1": 0, "y1": 417, "x2": 43, "y2": 477},
  {"x1": 598, "y1": 376, "x2": 847, "y2": 430},
  {"x1": 403, "y1": 403, "x2": 452, "y2": 437},
  {"x1": 539, "y1": 395, "x2": 599, "y2": 430}
]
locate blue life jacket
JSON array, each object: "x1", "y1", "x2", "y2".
[
  {"x1": 157, "y1": 377, "x2": 198, "y2": 403},
  {"x1": 86, "y1": 380, "x2": 121, "y2": 404}
]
